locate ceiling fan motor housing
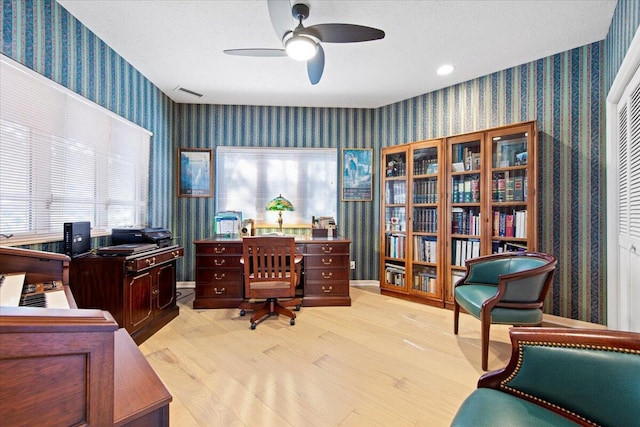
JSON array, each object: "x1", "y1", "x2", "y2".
[{"x1": 292, "y1": 3, "x2": 310, "y2": 21}]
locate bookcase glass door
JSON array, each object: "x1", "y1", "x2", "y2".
[
  {"x1": 488, "y1": 123, "x2": 536, "y2": 254},
  {"x1": 382, "y1": 148, "x2": 408, "y2": 291},
  {"x1": 410, "y1": 141, "x2": 442, "y2": 299},
  {"x1": 446, "y1": 133, "x2": 484, "y2": 304}
]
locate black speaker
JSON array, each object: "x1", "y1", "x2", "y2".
[{"x1": 63, "y1": 221, "x2": 91, "y2": 258}]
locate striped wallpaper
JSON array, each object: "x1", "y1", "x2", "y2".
[{"x1": 2, "y1": 0, "x2": 639, "y2": 324}]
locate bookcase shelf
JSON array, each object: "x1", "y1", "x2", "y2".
[{"x1": 379, "y1": 121, "x2": 538, "y2": 309}]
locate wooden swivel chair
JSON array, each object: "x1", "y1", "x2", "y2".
[
  {"x1": 453, "y1": 251, "x2": 557, "y2": 370},
  {"x1": 238, "y1": 236, "x2": 302, "y2": 329}
]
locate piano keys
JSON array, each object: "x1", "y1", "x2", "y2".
[{"x1": 0, "y1": 273, "x2": 70, "y2": 309}]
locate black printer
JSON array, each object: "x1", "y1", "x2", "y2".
[{"x1": 111, "y1": 227, "x2": 173, "y2": 248}]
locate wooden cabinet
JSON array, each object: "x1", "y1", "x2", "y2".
[
  {"x1": 70, "y1": 245, "x2": 183, "y2": 344},
  {"x1": 193, "y1": 239, "x2": 244, "y2": 309},
  {"x1": 380, "y1": 122, "x2": 538, "y2": 309},
  {"x1": 301, "y1": 240, "x2": 351, "y2": 306},
  {"x1": 193, "y1": 237, "x2": 351, "y2": 308},
  {"x1": 380, "y1": 139, "x2": 445, "y2": 306}
]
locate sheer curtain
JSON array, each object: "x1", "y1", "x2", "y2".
[{"x1": 216, "y1": 147, "x2": 337, "y2": 225}]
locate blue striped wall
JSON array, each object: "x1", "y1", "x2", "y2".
[
  {"x1": 174, "y1": 104, "x2": 377, "y2": 283},
  {"x1": 3, "y1": 0, "x2": 639, "y2": 324},
  {"x1": 1, "y1": 0, "x2": 174, "y2": 235},
  {"x1": 375, "y1": 43, "x2": 604, "y2": 322}
]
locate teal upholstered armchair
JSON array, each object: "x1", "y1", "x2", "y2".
[
  {"x1": 451, "y1": 327, "x2": 640, "y2": 426},
  {"x1": 453, "y1": 252, "x2": 557, "y2": 370}
]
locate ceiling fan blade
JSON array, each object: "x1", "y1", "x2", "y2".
[
  {"x1": 223, "y1": 48, "x2": 287, "y2": 57},
  {"x1": 307, "y1": 44, "x2": 325, "y2": 85},
  {"x1": 267, "y1": 0, "x2": 293, "y2": 41},
  {"x1": 301, "y1": 24, "x2": 385, "y2": 43}
]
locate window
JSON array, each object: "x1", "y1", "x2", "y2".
[
  {"x1": 0, "y1": 57, "x2": 150, "y2": 242},
  {"x1": 216, "y1": 147, "x2": 337, "y2": 226}
]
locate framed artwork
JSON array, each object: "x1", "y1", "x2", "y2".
[
  {"x1": 342, "y1": 148, "x2": 373, "y2": 201},
  {"x1": 178, "y1": 148, "x2": 213, "y2": 198}
]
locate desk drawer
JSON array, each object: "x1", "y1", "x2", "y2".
[
  {"x1": 196, "y1": 268, "x2": 242, "y2": 284},
  {"x1": 304, "y1": 254, "x2": 349, "y2": 268},
  {"x1": 196, "y1": 283, "x2": 242, "y2": 299},
  {"x1": 305, "y1": 243, "x2": 349, "y2": 255},
  {"x1": 196, "y1": 243, "x2": 242, "y2": 255},
  {"x1": 304, "y1": 268, "x2": 350, "y2": 282},
  {"x1": 125, "y1": 248, "x2": 183, "y2": 272},
  {"x1": 196, "y1": 254, "x2": 242, "y2": 268},
  {"x1": 304, "y1": 281, "x2": 349, "y2": 296}
]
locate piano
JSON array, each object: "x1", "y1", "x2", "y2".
[{"x1": 0, "y1": 246, "x2": 171, "y2": 426}]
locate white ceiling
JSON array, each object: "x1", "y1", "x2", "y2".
[{"x1": 57, "y1": 0, "x2": 617, "y2": 109}]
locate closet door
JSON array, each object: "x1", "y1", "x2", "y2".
[{"x1": 616, "y1": 67, "x2": 640, "y2": 332}]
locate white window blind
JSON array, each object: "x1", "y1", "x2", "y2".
[
  {"x1": 0, "y1": 56, "x2": 150, "y2": 240},
  {"x1": 216, "y1": 147, "x2": 337, "y2": 225}
]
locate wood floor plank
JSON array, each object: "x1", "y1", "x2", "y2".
[{"x1": 139, "y1": 286, "x2": 512, "y2": 426}]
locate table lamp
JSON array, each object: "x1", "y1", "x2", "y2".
[{"x1": 266, "y1": 194, "x2": 294, "y2": 232}]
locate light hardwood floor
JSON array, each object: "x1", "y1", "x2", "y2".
[{"x1": 139, "y1": 285, "x2": 514, "y2": 426}]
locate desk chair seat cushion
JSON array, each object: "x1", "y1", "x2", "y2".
[{"x1": 455, "y1": 284, "x2": 543, "y2": 324}]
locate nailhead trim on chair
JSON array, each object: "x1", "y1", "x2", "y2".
[{"x1": 499, "y1": 341, "x2": 640, "y2": 427}]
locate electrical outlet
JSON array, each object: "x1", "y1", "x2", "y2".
[{"x1": 350, "y1": 261, "x2": 356, "y2": 270}]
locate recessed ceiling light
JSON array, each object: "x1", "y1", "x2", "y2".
[{"x1": 437, "y1": 64, "x2": 454, "y2": 76}]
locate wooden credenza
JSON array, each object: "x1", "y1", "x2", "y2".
[
  {"x1": 193, "y1": 236, "x2": 351, "y2": 308},
  {"x1": 70, "y1": 245, "x2": 183, "y2": 344}
]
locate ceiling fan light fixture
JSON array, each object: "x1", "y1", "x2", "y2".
[{"x1": 285, "y1": 35, "x2": 317, "y2": 61}]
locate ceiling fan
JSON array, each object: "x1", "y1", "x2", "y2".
[{"x1": 223, "y1": 0, "x2": 385, "y2": 85}]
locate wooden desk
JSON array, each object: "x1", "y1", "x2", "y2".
[{"x1": 193, "y1": 236, "x2": 351, "y2": 309}]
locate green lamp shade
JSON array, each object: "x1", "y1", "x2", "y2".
[{"x1": 265, "y1": 194, "x2": 294, "y2": 211}]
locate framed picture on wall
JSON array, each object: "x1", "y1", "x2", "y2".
[
  {"x1": 178, "y1": 148, "x2": 213, "y2": 198},
  {"x1": 342, "y1": 148, "x2": 373, "y2": 201}
]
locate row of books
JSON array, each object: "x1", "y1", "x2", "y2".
[
  {"x1": 413, "y1": 179, "x2": 439, "y2": 203},
  {"x1": 413, "y1": 157, "x2": 438, "y2": 175},
  {"x1": 452, "y1": 175, "x2": 480, "y2": 203},
  {"x1": 386, "y1": 181, "x2": 407, "y2": 204},
  {"x1": 386, "y1": 160, "x2": 407, "y2": 177},
  {"x1": 451, "y1": 238, "x2": 481, "y2": 267},
  {"x1": 386, "y1": 233, "x2": 406, "y2": 259},
  {"x1": 413, "y1": 236, "x2": 437, "y2": 263},
  {"x1": 412, "y1": 269, "x2": 437, "y2": 293},
  {"x1": 385, "y1": 263, "x2": 405, "y2": 287},
  {"x1": 492, "y1": 240, "x2": 528, "y2": 253},
  {"x1": 451, "y1": 208, "x2": 481, "y2": 235},
  {"x1": 493, "y1": 210, "x2": 527, "y2": 238},
  {"x1": 412, "y1": 208, "x2": 438, "y2": 233},
  {"x1": 492, "y1": 172, "x2": 527, "y2": 202}
]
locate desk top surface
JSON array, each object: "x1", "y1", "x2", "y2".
[{"x1": 194, "y1": 236, "x2": 350, "y2": 244}]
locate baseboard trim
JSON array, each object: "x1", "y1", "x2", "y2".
[
  {"x1": 350, "y1": 280, "x2": 379, "y2": 287},
  {"x1": 177, "y1": 281, "x2": 195, "y2": 289}
]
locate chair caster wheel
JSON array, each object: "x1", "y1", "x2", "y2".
[
  {"x1": 240, "y1": 309, "x2": 245, "y2": 316},
  {"x1": 290, "y1": 318, "x2": 295, "y2": 326},
  {"x1": 250, "y1": 322, "x2": 257, "y2": 330},
  {"x1": 295, "y1": 305, "x2": 301, "y2": 311}
]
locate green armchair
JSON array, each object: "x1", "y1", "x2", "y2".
[
  {"x1": 453, "y1": 251, "x2": 557, "y2": 370},
  {"x1": 451, "y1": 327, "x2": 640, "y2": 426}
]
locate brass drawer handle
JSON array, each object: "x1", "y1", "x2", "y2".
[
  {"x1": 322, "y1": 246, "x2": 333, "y2": 254},
  {"x1": 214, "y1": 246, "x2": 226, "y2": 254},
  {"x1": 322, "y1": 258, "x2": 332, "y2": 265},
  {"x1": 214, "y1": 287, "x2": 225, "y2": 295},
  {"x1": 214, "y1": 259, "x2": 226, "y2": 266},
  {"x1": 214, "y1": 273, "x2": 226, "y2": 280},
  {"x1": 172, "y1": 251, "x2": 180, "y2": 258},
  {"x1": 145, "y1": 257, "x2": 156, "y2": 266},
  {"x1": 322, "y1": 286, "x2": 333, "y2": 293},
  {"x1": 322, "y1": 272, "x2": 333, "y2": 279}
]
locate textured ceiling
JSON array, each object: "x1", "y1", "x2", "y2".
[{"x1": 57, "y1": 0, "x2": 617, "y2": 108}]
